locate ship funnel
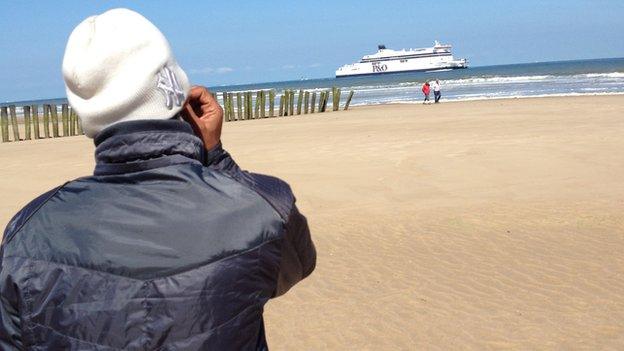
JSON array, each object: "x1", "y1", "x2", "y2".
[{"x1": 378, "y1": 44, "x2": 386, "y2": 50}]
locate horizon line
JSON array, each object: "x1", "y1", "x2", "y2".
[{"x1": 3, "y1": 56, "x2": 623, "y2": 105}]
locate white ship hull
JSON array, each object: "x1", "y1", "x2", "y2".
[{"x1": 336, "y1": 41, "x2": 468, "y2": 77}]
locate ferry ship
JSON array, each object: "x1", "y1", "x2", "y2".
[{"x1": 335, "y1": 41, "x2": 468, "y2": 77}]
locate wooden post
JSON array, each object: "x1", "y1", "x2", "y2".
[
  {"x1": 251, "y1": 91, "x2": 254, "y2": 119},
  {"x1": 311, "y1": 92, "x2": 317, "y2": 113},
  {"x1": 227, "y1": 93, "x2": 233, "y2": 122},
  {"x1": 283, "y1": 91, "x2": 288, "y2": 116},
  {"x1": 32, "y1": 105, "x2": 41, "y2": 139},
  {"x1": 323, "y1": 90, "x2": 330, "y2": 112},
  {"x1": 304, "y1": 91, "x2": 310, "y2": 114},
  {"x1": 228, "y1": 92, "x2": 234, "y2": 122},
  {"x1": 242, "y1": 91, "x2": 247, "y2": 119},
  {"x1": 337, "y1": 88, "x2": 342, "y2": 111},
  {"x1": 327, "y1": 90, "x2": 331, "y2": 111},
  {"x1": 61, "y1": 104, "x2": 69, "y2": 136},
  {"x1": 222, "y1": 92, "x2": 229, "y2": 122},
  {"x1": 318, "y1": 91, "x2": 325, "y2": 112},
  {"x1": 260, "y1": 90, "x2": 266, "y2": 118},
  {"x1": 68, "y1": 107, "x2": 74, "y2": 135},
  {"x1": 288, "y1": 90, "x2": 294, "y2": 116},
  {"x1": 243, "y1": 91, "x2": 250, "y2": 119},
  {"x1": 69, "y1": 106, "x2": 75, "y2": 135},
  {"x1": 229, "y1": 92, "x2": 235, "y2": 121},
  {"x1": 0, "y1": 107, "x2": 9, "y2": 142},
  {"x1": 257, "y1": 91, "x2": 262, "y2": 118},
  {"x1": 254, "y1": 91, "x2": 260, "y2": 118},
  {"x1": 9, "y1": 105, "x2": 20, "y2": 141},
  {"x1": 296, "y1": 89, "x2": 303, "y2": 115},
  {"x1": 243, "y1": 92, "x2": 249, "y2": 120},
  {"x1": 278, "y1": 94, "x2": 284, "y2": 116},
  {"x1": 74, "y1": 109, "x2": 84, "y2": 135},
  {"x1": 283, "y1": 91, "x2": 289, "y2": 116},
  {"x1": 227, "y1": 93, "x2": 234, "y2": 122},
  {"x1": 261, "y1": 90, "x2": 266, "y2": 117},
  {"x1": 324, "y1": 90, "x2": 329, "y2": 112},
  {"x1": 332, "y1": 87, "x2": 341, "y2": 111},
  {"x1": 269, "y1": 90, "x2": 275, "y2": 117},
  {"x1": 23, "y1": 106, "x2": 32, "y2": 140},
  {"x1": 43, "y1": 105, "x2": 50, "y2": 138},
  {"x1": 344, "y1": 90, "x2": 355, "y2": 110},
  {"x1": 259, "y1": 90, "x2": 265, "y2": 118},
  {"x1": 241, "y1": 92, "x2": 246, "y2": 120},
  {"x1": 221, "y1": 92, "x2": 227, "y2": 121},
  {"x1": 247, "y1": 91, "x2": 253, "y2": 119},
  {"x1": 265, "y1": 90, "x2": 268, "y2": 116},
  {"x1": 236, "y1": 92, "x2": 243, "y2": 120},
  {"x1": 50, "y1": 104, "x2": 60, "y2": 137}
]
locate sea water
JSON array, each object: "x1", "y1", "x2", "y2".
[
  {"x1": 210, "y1": 57, "x2": 624, "y2": 106},
  {"x1": 3, "y1": 58, "x2": 623, "y2": 108}
]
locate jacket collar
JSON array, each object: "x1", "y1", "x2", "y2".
[{"x1": 93, "y1": 119, "x2": 204, "y2": 176}]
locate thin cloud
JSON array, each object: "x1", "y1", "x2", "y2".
[
  {"x1": 189, "y1": 67, "x2": 234, "y2": 75},
  {"x1": 215, "y1": 67, "x2": 234, "y2": 74}
]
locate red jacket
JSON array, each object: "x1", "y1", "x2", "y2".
[{"x1": 422, "y1": 84, "x2": 430, "y2": 95}]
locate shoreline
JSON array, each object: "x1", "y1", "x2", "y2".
[
  {"x1": 349, "y1": 91, "x2": 624, "y2": 107},
  {"x1": 3, "y1": 92, "x2": 624, "y2": 122}
]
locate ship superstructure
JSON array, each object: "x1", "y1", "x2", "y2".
[{"x1": 336, "y1": 41, "x2": 467, "y2": 77}]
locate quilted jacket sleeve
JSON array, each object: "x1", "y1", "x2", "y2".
[
  {"x1": 0, "y1": 254, "x2": 22, "y2": 351},
  {"x1": 273, "y1": 204, "x2": 316, "y2": 297},
  {"x1": 0, "y1": 186, "x2": 62, "y2": 350},
  {"x1": 203, "y1": 143, "x2": 316, "y2": 297},
  {"x1": 0, "y1": 216, "x2": 25, "y2": 350}
]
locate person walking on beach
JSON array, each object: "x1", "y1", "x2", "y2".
[
  {"x1": 433, "y1": 79, "x2": 442, "y2": 103},
  {"x1": 422, "y1": 81, "x2": 431, "y2": 104},
  {"x1": 0, "y1": 8, "x2": 315, "y2": 351}
]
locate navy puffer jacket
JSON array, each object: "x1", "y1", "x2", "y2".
[{"x1": 0, "y1": 120, "x2": 316, "y2": 350}]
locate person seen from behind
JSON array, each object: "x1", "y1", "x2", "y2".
[
  {"x1": 433, "y1": 79, "x2": 441, "y2": 103},
  {"x1": 422, "y1": 81, "x2": 431, "y2": 104},
  {"x1": 0, "y1": 8, "x2": 316, "y2": 350}
]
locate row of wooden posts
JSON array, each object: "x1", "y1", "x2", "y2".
[
  {"x1": 0, "y1": 87, "x2": 355, "y2": 142},
  {"x1": 0, "y1": 104, "x2": 83, "y2": 142},
  {"x1": 220, "y1": 87, "x2": 355, "y2": 121}
]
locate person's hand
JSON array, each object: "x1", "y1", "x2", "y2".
[{"x1": 181, "y1": 86, "x2": 223, "y2": 150}]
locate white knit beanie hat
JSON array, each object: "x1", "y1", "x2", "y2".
[{"x1": 62, "y1": 8, "x2": 191, "y2": 138}]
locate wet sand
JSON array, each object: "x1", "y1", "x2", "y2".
[{"x1": 1, "y1": 95, "x2": 623, "y2": 349}]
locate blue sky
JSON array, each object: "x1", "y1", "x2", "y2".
[{"x1": 1, "y1": 0, "x2": 623, "y2": 101}]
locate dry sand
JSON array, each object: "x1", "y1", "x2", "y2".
[{"x1": 1, "y1": 95, "x2": 623, "y2": 350}]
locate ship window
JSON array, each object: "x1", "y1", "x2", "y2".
[{"x1": 400, "y1": 59, "x2": 407, "y2": 63}]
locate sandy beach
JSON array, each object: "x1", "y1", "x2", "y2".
[{"x1": 1, "y1": 95, "x2": 623, "y2": 349}]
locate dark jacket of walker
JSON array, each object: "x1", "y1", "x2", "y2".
[{"x1": 0, "y1": 119, "x2": 316, "y2": 350}]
